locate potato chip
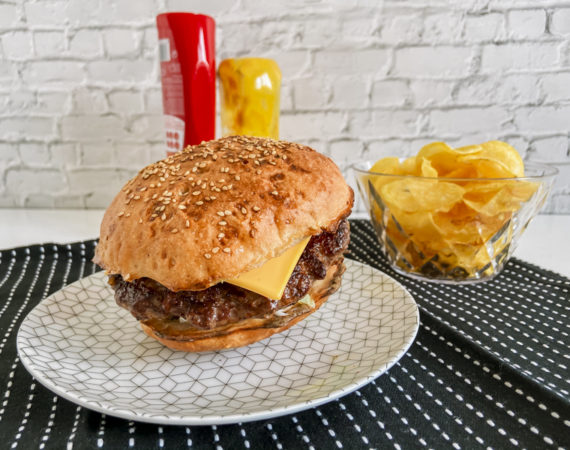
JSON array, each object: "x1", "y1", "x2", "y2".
[
  {"x1": 381, "y1": 179, "x2": 464, "y2": 213},
  {"x1": 370, "y1": 157, "x2": 401, "y2": 175},
  {"x1": 434, "y1": 201, "x2": 509, "y2": 245},
  {"x1": 390, "y1": 208, "x2": 442, "y2": 242},
  {"x1": 462, "y1": 180, "x2": 505, "y2": 205},
  {"x1": 458, "y1": 141, "x2": 524, "y2": 178},
  {"x1": 483, "y1": 140, "x2": 525, "y2": 177},
  {"x1": 400, "y1": 156, "x2": 417, "y2": 175},
  {"x1": 369, "y1": 157, "x2": 403, "y2": 195},
  {"x1": 416, "y1": 142, "x2": 458, "y2": 176},
  {"x1": 444, "y1": 166, "x2": 479, "y2": 178},
  {"x1": 464, "y1": 180, "x2": 537, "y2": 216},
  {"x1": 420, "y1": 158, "x2": 438, "y2": 177},
  {"x1": 454, "y1": 144, "x2": 483, "y2": 155}
]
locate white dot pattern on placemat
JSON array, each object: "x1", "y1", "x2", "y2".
[
  {"x1": 2, "y1": 222, "x2": 569, "y2": 449},
  {"x1": 16, "y1": 259, "x2": 419, "y2": 425},
  {"x1": 350, "y1": 220, "x2": 570, "y2": 402}
]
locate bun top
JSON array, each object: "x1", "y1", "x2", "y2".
[{"x1": 94, "y1": 136, "x2": 353, "y2": 291}]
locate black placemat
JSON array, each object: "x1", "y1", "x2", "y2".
[{"x1": 0, "y1": 220, "x2": 568, "y2": 449}]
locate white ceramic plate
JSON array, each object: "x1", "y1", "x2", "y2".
[{"x1": 17, "y1": 260, "x2": 419, "y2": 425}]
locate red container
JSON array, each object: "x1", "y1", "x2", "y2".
[{"x1": 156, "y1": 13, "x2": 215, "y2": 155}]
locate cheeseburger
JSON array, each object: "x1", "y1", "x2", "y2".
[{"x1": 94, "y1": 136, "x2": 354, "y2": 352}]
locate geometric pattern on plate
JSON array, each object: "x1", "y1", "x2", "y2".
[{"x1": 17, "y1": 260, "x2": 419, "y2": 425}]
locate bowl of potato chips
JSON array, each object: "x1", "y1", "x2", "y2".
[{"x1": 353, "y1": 141, "x2": 557, "y2": 284}]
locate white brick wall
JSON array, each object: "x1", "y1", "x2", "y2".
[{"x1": 0, "y1": 0, "x2": 569, "y2": 213}]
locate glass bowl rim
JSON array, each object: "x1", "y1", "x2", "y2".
[{"x1": 352, "y1": 160, "x2": 558, "y2": 182}]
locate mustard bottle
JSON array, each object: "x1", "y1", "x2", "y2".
[{"x1": 218, "y1": 58, "x2": 281, "y2": 139}]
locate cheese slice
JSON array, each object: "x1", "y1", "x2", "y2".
[{"x1": 227, "y1": 237, "x2": 311, "y2": 300}]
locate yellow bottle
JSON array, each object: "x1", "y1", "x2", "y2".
[{"x1": 218, "y1": 58, "x2": 281, "y2": 139}]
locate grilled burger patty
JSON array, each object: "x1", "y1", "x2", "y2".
[{"x1": 110, "y1": 219, "x2": 349, "y2": 330}]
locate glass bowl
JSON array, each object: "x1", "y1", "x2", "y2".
[{"x1": 353, "y1": 161, "x2": 558, "y2": 284}]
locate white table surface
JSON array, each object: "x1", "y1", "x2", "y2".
[{"x1": 0, "y1": 209, "x2": 568, "y2": 278}]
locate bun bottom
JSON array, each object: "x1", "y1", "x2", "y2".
[{"x1": 140, "y1": 261, "x2": 345, "y2": 352}]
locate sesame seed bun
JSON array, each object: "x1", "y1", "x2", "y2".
[{"x1": 94, "y1": 136, "x2": 354, "y2": 291}]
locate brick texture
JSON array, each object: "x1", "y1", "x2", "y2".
[{"x1": 0, "y1": 0, "x2": 569, "y2": 212}]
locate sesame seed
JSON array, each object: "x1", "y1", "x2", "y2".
[
  {"x1": 196, "y1": 201, "x2": 204, "y2": 205},
  {"x1": 271, "y1": 190, "x2": 278, "y2": 196},
  {"x1": 224, "y1": 210, "x2": 232, "y2": 216},
  {"x1": 118, "y1": 211, "x2": 124, "y2": 217},
  {"x1": 253, "y1": 206, "x2": 261, "y2": 212},
  {"x1": 160, "y1": 177, "x2": 165, "y2": 182},
  {"x1": 161, "y1": 213, "x2": 166, "y2": 221},
  {"x1": 199, "y1": 162, "x2": 207, "y2": 168},
  {"x1": 223, "y1": 248, "x2": 231, "y2": 253},
  {"x1": 217, "y1": 211, "x2": 225, "y2": 217},
  {"x1": 138, "y1": 218, "x2": 143, "y2": 224},
  {"x1": 211, "y1": 196, "x2": 217, "y2": 200},
  {"x1": 217, "y1": 233, "x2": 225, "y2": 238},
  {"x1": 283, "y1": 155, "x2": 287, "y2": 160},
  {"x1": 204, "y1": 253, "x2": 212, "y2": 259},
  {"x1": 150, "y1": 183, "x2": 155, "y2": 188},
  {"x1": 151, "y1": 213, "x2": 158, "y2": 218},
  {"x1": 178, "y1": 204, "x2": 187, "y2": 210},
  {"x1": 184, "y1": 170, "x2": 190, "y2": 176},
  {"x1": 126, "y1": 213, "x2": 131, "y2": 217},
  {"x1": 152, "y1": 193, "x2": 158, "y2": 199},
  {"x1": 219, "y1": 221, "x2": 227, "y2": 226},
  {"x1": 192, "y1": 191, "x2": 201, "y2": 196},
  {"x1": 235, "y1": 175, "x2": 240, "y2": 181},
  {"x1": 134, "y1": 195, "x2": 140, "y2": 200},
  {"x1": 140, "y1": 187, "x2": 147, "y2": 192},
  {"x1": 256, "y1": 169, "x2": 261, "y2": 175},
  {"x1": 159, "y1": 205, "x2": 166, "y2": 211},
  {"x1": 212, "y1": 247, "x2": 220, "y2": 254},
  {"x1": 241, "y1": 207, "x2": 247, "y2": 215},
  {"x1": 185, "y1": 220, "x2": 190, "y2": 227},
  {"x1": 171, "y1": 228, "x2": 178, "y2": 233}
]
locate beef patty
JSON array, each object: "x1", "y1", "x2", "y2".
[{"x1": 110, "y1": 219, "x2": 350, "y2": 330}]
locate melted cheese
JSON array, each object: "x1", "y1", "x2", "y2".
[{"x1": 227, "y1": 237, "x2": 311, "y2": 300}]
